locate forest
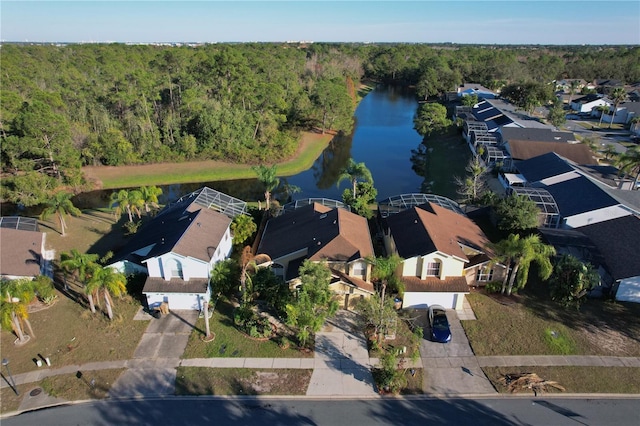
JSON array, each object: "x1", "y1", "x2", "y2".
[{"x1": 1, "y1": 42, "x2": 639, "y2": 206}]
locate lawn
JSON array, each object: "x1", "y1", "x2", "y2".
[
  {"x1": 182, "y1": 299, "x2": 312, "y2": 359},
  {"x1": 0, "y1": 368, "x2": 124, "y2": 415},
  {"x1": 484, "y1": 366, "x2": 640, "y2": 394},
  {"x1": 462, "y1": 291, "x2": 640, "y2": 357},
  {"x1": 0, "y1": 291, "x2": 148, "y2": 375},
  {"x1": 175, "y1": 367, "x2": 312, "y2": 396}
]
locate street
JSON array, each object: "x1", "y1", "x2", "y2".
[{"x1": 2, "y1": 396, "x2": 639, "y2": 426}]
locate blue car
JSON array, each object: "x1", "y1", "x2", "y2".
[{"x1": 428, "y1": 305, "x2": 452, "y2": 343}]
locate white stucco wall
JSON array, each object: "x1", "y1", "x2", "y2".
[
  {"x1": 146, "y1": 289, "x2": 210, "y2": 310},
  {"x1": 403, "y1": 253, "x2": 465, "y2": 280}
]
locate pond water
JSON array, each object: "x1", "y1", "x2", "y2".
[{"x1": 4, "y1": 85, "x2": 471, "y2": 214}]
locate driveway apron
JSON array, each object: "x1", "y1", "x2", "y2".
[
  {"x1": 109, "y1": 309, "x2": 198, "y2": 398},
  {"x1": 306, "y1": 310, "x2": 377, "y2": 396},
  {"x1": 419, "y1": 309, "x2": 496, "y2": 395}
]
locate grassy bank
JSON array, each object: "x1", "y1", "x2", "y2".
[{"x1": 83, "y1": 131, "x2": 334, "y2": 189}]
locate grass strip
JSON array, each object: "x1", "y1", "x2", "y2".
[
  {"x1": 484, "y1": 366, "x2": 640, "y2": 394},
  {"x1": 175, "y1": 367, "x2": 312, "y2": 396}
]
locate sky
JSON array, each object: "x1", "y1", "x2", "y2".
[{"x1": 1, "y1": 1, "x2": 639, "y2": 45}]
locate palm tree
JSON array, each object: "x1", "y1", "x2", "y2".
[
  {"x1": 491, "y1": 234, "x2": 556, "y2": 296},
  {"x1": 596, "y1": 104, "x2": 610, "y2": 128},
  {"x1": 60, "y1": 250, "x2": 100, "y2": 312},
  {"x1": 567, "y1": 80, "x2": 580, "y2": 106},
  {"x1": 617, "y1": 146, "x2": 640, "y2": 190},
  {"x1": 39, "y1": 190, "x2": 81, "y2": 236},
  {"x1": 608, "y1": 87, "x2": 627, "y2": 128},
  {"x1": 252, "y1": 165, "x2": 279, "y2": 211},
  {"x1": 0, "y1": 279, "x2": 37, "y2": 344},
  {"x1": 87, "y1": 266, "x2": 127, "y2": 320},
  {"x1": 109, "y1": 189, "x2": 144, "y2": 222},
  {"x1": 239, "y1": 246, "x2": 257, "y2": 304},
  {"x1": 139, "y1": 185, "x2": 163, "y2": 213},
  {"x1": 337, "y1": 158, "x2": 373, "y2": 198}
]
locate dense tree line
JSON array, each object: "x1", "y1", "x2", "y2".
[{"x1": 2, "y1": 42, "x2": 638, "y2": 206}]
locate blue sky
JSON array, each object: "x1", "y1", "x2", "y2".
[{"x1": 1, "y1": 1, "x2": 639, "y2": 44}]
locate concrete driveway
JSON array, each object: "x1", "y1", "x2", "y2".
[
  {"x1": 418, "y1": 309, "x2": 496, "y2": 396},
  {"x1": 306, "y1": 310, "x2": 377, "y2": 396},
  {"x1": 109, "y1": 309, "x2": 199, "y2": 398}
]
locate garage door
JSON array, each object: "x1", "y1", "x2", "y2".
[{"x1": 403, "y1": 292, "x2": 459, "y2": 309}]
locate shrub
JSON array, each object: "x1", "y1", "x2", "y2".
[{"x1": 484, "y1": 281, "x2": 502, "y2": 294}]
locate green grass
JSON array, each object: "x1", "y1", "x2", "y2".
[
  {"x1": 181, "y1": 299, "x2": 313, "y2": 359},
  {"x1": 484, "y1": 366, "x2": 640, "y2": 394},
  {"x1": 463, "y1": 291, "x2": 640, "y2": 357},
  {"x1": 175, "y1": 367, "x2": 312, "y2": 396},
  {"x1": 84, "y1": 131, "x2": 333, "y2": 189}
]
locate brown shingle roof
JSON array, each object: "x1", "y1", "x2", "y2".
[
  {"x1": 143, "y1": 277, "x2": 209, "y2": 294},
  {"x1": 0, "y1": 228, "x2": 43, "y2": 278},
  {"x1": 387, "y1": 203, "x2": 492, "y2": 261},
  {"x1": 258, "y1": 203, "x2": 374, "y2": 263},
  {"x1": 402, "y1": 276, "x2": 469, "y2": 293},
  {"x1": 508, "y1": 140, "x2": 596, "y2": 165},
  {"x1": 172, "y1": 208, "x2": 231, "y2": 261},
  {"x1": 331, "y1": 268, "x2": 375, "y2": 293}
]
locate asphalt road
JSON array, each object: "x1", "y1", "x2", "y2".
[{"x1": 2, "y1": 396, "x2": 639, "y2": 426}]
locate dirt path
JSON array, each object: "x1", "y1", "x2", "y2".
[{"x1": 82, "y1": 131, "x2": 334, "y2": 189}]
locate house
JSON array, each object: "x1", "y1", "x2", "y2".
[
  {"x1": 379, "y1": 198, "x2": 505, "y2": 310},
  {"x1": 255, "y1": 201, "x2": 375, "y2": 309},
  {"x1": 570, "y1": 94, "x2": 609, "y2": 114},
  {"x1": 457, "y1": 83, "x2": 498, "y2": 100},
  {"x1": 603, "y1": 101, "x2": 640, "y2": 125},
  {"x1": 502, "y1": 137, "x2": 595, "y2": 171},
  {"x1": 578, "y1": 215, "x2": 640, "y2": 303},
  {"x1": 108, "y1": 187, "x2": 246, "y2": 311},
  {"x1": 554, "y1": 79, "x2": 588, "y2": 93},
  {"x1": 0, "y1": 217, "x2": 49, "y2": 280}
]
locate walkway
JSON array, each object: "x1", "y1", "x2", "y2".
[
  {"x1": 305, "y1": 310, "x2": 377, "y2": 396},
  {"x1": 107, "y1": 309, "x2": 199, "y2": 398}
]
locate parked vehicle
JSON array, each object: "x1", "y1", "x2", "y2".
[{"x1": 428, "y1": 304, "x2": 452, "y2": 343}]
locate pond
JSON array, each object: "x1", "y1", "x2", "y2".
[{"x1": 3, "y1": 85, "x2": 471, "y2": 214}]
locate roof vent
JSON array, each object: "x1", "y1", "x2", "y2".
[{"x1": 319, "y1": 213, "x2": 328, "y2": 219}]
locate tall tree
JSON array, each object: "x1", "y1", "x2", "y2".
[
  {"x1": 252, "y1": 164, "x2": 280, "y2": 211},
  {"x1": 366, "y1": 254, "x2": 404, "y2": 305},
  {"x1": 494, "y1": 193, "x2": 540, "y2": 232},
  {"x1": 596, "y1": 104, "x2": 610, "y2": 127},
  {"x1": 109, "y1": 189, "x2": 144, "y2": 222},
  {"x1": 139, "y1": 185, "x2": 163, "y2": 213},
  {"x1": 608, "y1": 87, "x2": 627, "y2": 128},
  {"x1": 413, "y1": 102, "x2": 451, "y2": 137},
  {"x1": 491, "y1": 234, "x2": 556, "y2": 296},
  {"x1": 230, "y1": 214, "x2": 257, "y2": 247},
  {"x1": 87, "y1": 266, "x2": 127, "y2": 320},
  {"x1": 336, "y1": 158, "x2": 373, "y2": 199},
  {"x1": 616, "y1": 146, "x2": 640, "y2": 189},
  {"x1": 0, "y1": 279, "x2": 37, "y2": 344},
  {"x1": 285, "y1": 260, "x2": 338, "y2": 348},
  {"x1": 39, "y1": 190, "x2": 81, "y2": 236},
  {"x1": 548, "y1": 254, "x2": 599, "y2": 309},
  {"x1": 454, "y1": 155, "x2": 488, "y2": 204},
  {"x1": 60, "y1": 250, "x2": 100, "y2": 312},
  {"x1": 546, "y1": 99, "x2": 567, "y2": 129}
]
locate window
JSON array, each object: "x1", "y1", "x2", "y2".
[
  {"x1": 476, "y1": 267, "x2": 494, "y2": 282},
  {"x1": 352, "y1": 262, "x2": 365, "y2": 277},
  {"x1": 167, "y1": 259, "x2": 183, "y2": 279},
  {"x1": 425, "y1": 262, "x2": 440, "y2": 277}
]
